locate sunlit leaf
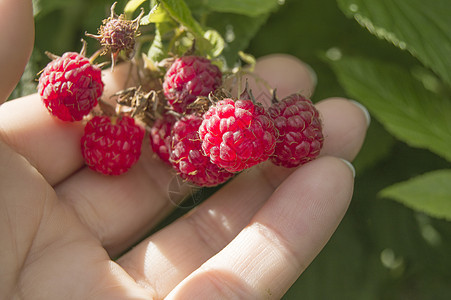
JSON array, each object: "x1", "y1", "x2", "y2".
[
  {"x1": 337, "y1": 0, "x2": 451, "y2": 86},
  {"x1": 330, "y1": 57, "x2": 451, "y2": 162},
  {"x1": 380, "y1": 170, "x2": 451, "y2": 220},
  {"x1": 141, "y1": 3, "x2": 172, "y2": 25}
]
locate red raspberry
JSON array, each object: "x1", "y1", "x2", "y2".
[
  {"x1": 268, "y1": 94, "x2": 324, "y2": 168},
  {"x1": 149, "y1": 113, "x2": 176, "y2": 165},
  {"x1": 38, "y1": 52, "x2": 104, "y2": 122},
  {"x1": 170, "y1": 114, "x2": 234, "y2": 187},
  {"x1": 163, "y1": 56, "x2": 222, "y2": 113},
  {"x1": 199, "y1": 99, "x2": 277, "y2": 173},
  {"x1": 81, "y1": 115, "x2": 145, "y2": 175}
]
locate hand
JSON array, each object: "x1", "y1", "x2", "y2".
[{"x1": 0, "y1": 1, "x2": 369, "y2": 299}]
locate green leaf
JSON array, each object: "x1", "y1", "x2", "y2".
[
  {"x1": 141, "y1": 3, "x2": 172, "y2": 25},
  {"x1": 159, "y1": 0, "x2": 218, "y2": 55},
  {"x1": 204, "y1": 0, "x2": 279, "y2": 17},
  {"x1": 329, "y1": 56, "x2": 451, "y2": 162},
  {"x1": 32, "y1": 0, "x2": 72, "y2": 18},
  {"x1": 380, "y1": 170, "x2": 451, "y2": 220},
  {"x1": 159, "y1": 0, "x2": 205, "y2": 37},
  {"x1": 148, "y1": 21, "x2": 174, "y2": 63},
  {"x1": 337, "y1": 0, "x2": 451, "y2": 86},
  {"x1": 124, "y1": 0, "x2": 147, "y2": 18}
]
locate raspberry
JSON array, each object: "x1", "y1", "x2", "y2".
[
  {"x1": 38, "y1": 52, "x2": 104, "y2": 122},
  {"x1": 149, "y1": 113, "x2": 176, "y2": 164},
  {"x1": 268, "y1": 94, "x2": 324, "y2": 168},
  {"x1": 163, "y1": 56, "x2": 222, "y2": 113},
  {"x1": 170, "y1": 114, "x2": 234, "y2": 187},
  {"x1": 81, "y1": 115, "x2": 145, "y2": 175},
  {"x1": 199, "y1": 99, "x2": 277, "y2": 173}
]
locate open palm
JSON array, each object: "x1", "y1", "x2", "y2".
[{"x1": 0, "y1": 1, "x2": 368, "y2": 299}]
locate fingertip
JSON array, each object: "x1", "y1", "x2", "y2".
[
  {"x1": 338, "y1": 158, "x2": 356, "y2": 179},
  {"x1": 230, "y1": 54, "x2": 316, "y2": 107},
  {"x1": 316, "y1": 97, "x2": 369, "y2": 161},
  {"x1": 0, "y1": 0, "x2": 35, "y2": 102},
  {"x1": 348, "y1": 99, "x2": 371, "y2": 128},
  {"x1": 254, "y1": 54, "x2": 316, "y2": 98}
]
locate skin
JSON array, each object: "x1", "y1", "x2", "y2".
[{"x1": 0, "y1": 1, "x2": 369, "y2": 299}]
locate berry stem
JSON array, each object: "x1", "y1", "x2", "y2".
[
  {"x1": 89, "y1": 48, "x2": 104, "y2": 64},
  {"x1": 271, "y1": 89, "x2": 279, "y2": 104},
  {"x1": 80, "y1": 39, "x2": 88, "y2": 57},
  {"x1": 44, "y1": 51, "x2": 60, "y2": 61}
]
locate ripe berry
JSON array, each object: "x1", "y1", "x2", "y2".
[
  {"x1": 170, "y1": 114, "x2": 234, "y2": 187},
  {"x1": 81, "y1": 115, "x2": 145, "y2": 175},
  {"x1": 199, "y1": 99, "x2": 277, "y2": 173},
  {"x1": 268, "y1": 94, "x2": 324, "y2": 168},
  {"x1": 163, "y1": 56, "x2": 222, "y2": 113},
  {"x1": 38, "y1": 52, "x2": 104, "y2": 122},
  {"x1": 149, "y1": 113, "x2": 176, "y2": 165}
]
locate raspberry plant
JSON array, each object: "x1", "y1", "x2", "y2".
[{"x1": 35, "y1": 0, "x2": 324, "y2": 184}]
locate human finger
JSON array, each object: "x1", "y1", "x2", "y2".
[
  {"x1": 52, "y1": 54, "x2": 318, "y2": 258},
  {"x1": 116, "y1": 96, "x2": 368, "y2": 297},
  {"x1": 0, "y1": 138, "x2": 155, "y2": 299},
  {"x1": 227, "y1": 53, "x2": 316, "y2": 106},
  {"x1": 0, "y1": 63, "x2": 138, "y2": 186},
  {"x1": 166, "y1": 156, "x2": 354, "y2": 299},
  {"x1": 55, "y1": 144, "x2": 178, "y2": 257},
  {"x1": 0, "y1": 0, "x2": 34, "y2": 103},
  {"x1": 317, "y1": 97, "x2": 370, "y2": 161}
]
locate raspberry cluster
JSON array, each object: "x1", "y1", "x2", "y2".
[{"x1": 36, "y1": 2, "x2": 324, "y2": 184}]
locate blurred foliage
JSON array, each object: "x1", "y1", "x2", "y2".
[
  {"x1": 247, "y1": 0, "x2": 451, "y2": 298},
  {"x1": 18, "y1": 0, "x2": 451, "y2": 298}
]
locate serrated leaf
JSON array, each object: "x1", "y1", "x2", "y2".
[
  {"x1": 380, "y1": 170, "x2": 451, "y2": 220},
  {"x1": 204, "y1": 0, "x2": 279, "y2": 17},
  {"x1": 337, "y1": 0, "x2": 451, "y2": 86},
  {"x1": 330, "y1": 57, "x2": 451, "y2": 162}
]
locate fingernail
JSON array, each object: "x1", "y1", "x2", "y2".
[
  {"x1": 349, "y1": 100, "x2": 371, "y2": 128},
  {"x1": 339, "y1": 158, "x2": 356, "y2": 178},
  {"x1": 302, "y1": 62, "x2": 317, "y2": 87}
]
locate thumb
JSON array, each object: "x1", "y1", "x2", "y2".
[{"x1": 0, "y1": 0, "x2": 35, "y2": 103}]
